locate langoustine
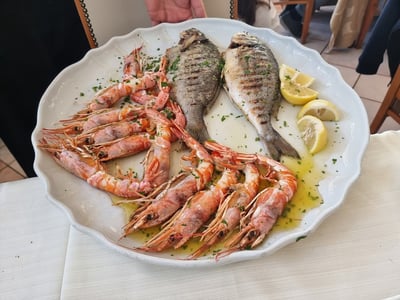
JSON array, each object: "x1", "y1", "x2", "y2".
[
  {"x1": 38, "y1": 43, "x2": 184, "y2": 198},
  {"x1": 121, "y1": 120, "x2": 214, "y2": 236},
  {"x1": 189, "y1": 156, "x2": 260, "y2": 259},
  {"x1": 213, "y1": 149, "x2": 297, "y2": 259},
  {"x1": 138, "y1": 167, "x2": 239, "y2": 252},
  {"x1": 73, "y1": 118, "x2": 151, "y2": 146},
  {"x1": 38, "y1": 102, "x2": 184, "y2": 198},
  {"x1": 42, "y1": 104, "x2": 145, "y2": 136},
  {"x1": 76, "y1": 49, "x2": 168, "y2": 116},
  {"x1": 87, "y1": 107, "x2": 180, "y2": 197}
]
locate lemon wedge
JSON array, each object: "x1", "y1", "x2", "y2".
[
  {"x1": 279, "y1": 64, "x2": 297, "y2": 82},
  {"x1": 297, "y1": 99, "x2": 340, "y2": 121},
  {"x1": 279, "y1": 64, "x2": 315, "y2": 87},
  {"x1": 280, "y1": 80, "x2": 319, "y2": 105},
  {"x1": 297, "y1": 115, "x2": 328, "y2": 154},
  {"x1": 292, "y1": 72, "x2": 315, "y2": 87}
]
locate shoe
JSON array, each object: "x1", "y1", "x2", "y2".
[{"x1": 279, "y1": 11, "x2": 302, "y2": 38}]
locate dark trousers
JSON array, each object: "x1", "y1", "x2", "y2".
[{"x1": 356, "y1": 0, "x2": 400, "y2": 78}]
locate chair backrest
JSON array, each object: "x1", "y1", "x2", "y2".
[
  {"x1": 370, "y1": 66, "x2": 400, "y2": 133},
  {"x1": 74, "y1": 0, "x2": 152, "y2": 48},
  {"x1": 74, "y1": 0, "x2": 234, "y2": 48}
]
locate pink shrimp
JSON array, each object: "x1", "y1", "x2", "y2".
[
  {"x1": 164, "y1": 100, "x2": 186, "y2": 130},
  {"x1": 85, "y1": 76, "x2": 156, "y2": 113},
  {"x1": 218, "y1": 188, "x2": 290, "y2": 257},
  {"x1": 84, "y1": 101, "x2": 185, "y2": 161},
  {"x1": 80, "y1": 105, "x2": 144, "y2": 132},
  {"x1": 189, "y1": 162, "x2": 260, "y2": 259},
  {"x1": 87, "y1": 132, "x2": 152, "y2": 161},
  {"x1": 38, "y1": 134, "x2": 158, "y2": 199},
  {"x1": 81, "y1": 103, "x2": 184, "y2": 197},
  {"x1": 139, "y1": 168, "x2": 239, "y2": 252},
  {"x1": 130, "y1": 84, "x2": 170, "y2": 110},
  {"x1": 137, "y1": 107, "x2": 178, "y2": 195},
  {"x1": 85, "y1": 170, "x2": 142, "y2": 198},
  {"x1": 130, "y1": 56, "x2": 170, "y2": 110},
  {"x1": 46, "y1": 147, "x2": 101, "y2": 180},
  {"x1": 237, "y1": 153, "x2": 298, "y2": 200},
  {"x1": 83, "y1": 106, "x2": 177, "y2": 197},
  {"x1": 214, "y1": 151, "x2": 297, "y2": 259},
  {"x1": 38, "y1": 137, "x2": 144, "y2": 198},
  {"x1": 121, "y1": 121, "x2": 214, "y2": 236},
  {"x1": 43, "y1": 104, "x2": 144, "y2": 136},
  {"x1": 77, "y1": 48, "x2": 168, "y2": 114},
  {"x1": 73, "y1": 118, "x2": 151, "y2": 146},
  {"x1": 123, "y1": 46, "x2": 144, "y2": 80}
]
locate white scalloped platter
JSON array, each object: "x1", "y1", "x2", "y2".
[{"x1": 32, "y1": 18, "x2": 369, "y2": 268}]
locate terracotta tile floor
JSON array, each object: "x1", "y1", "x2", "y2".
[
  {"x1": 0, "y1": 138, "x2": 27, "y2": 182},
  {"x1": 1, "y1": 7, "x2": 399, "y2": 183}
]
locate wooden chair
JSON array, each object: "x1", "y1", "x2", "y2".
[
  {"x1": 74, "y1": 0, "x2": 98, "y2": 48},
  {"x1": 370, "y1": 66, "x2": 400, "y2": 134},
  {"x1": 232, "y1": 0, "x2": 314, "y2": 44},
  {"x1": 273, "y1": 0, "x2": 314, "y2": 44}
]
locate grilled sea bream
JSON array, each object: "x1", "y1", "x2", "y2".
[
  {"x1": 222, "y1": 32, "x2": 299, "y2": 160},
  {"x1": 166, "y1": 28, "x2": 222, "y2": 143}
]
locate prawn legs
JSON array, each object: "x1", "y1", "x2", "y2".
[{"x1": 121, "y1": 120, "x2": 214, "y2": 236}]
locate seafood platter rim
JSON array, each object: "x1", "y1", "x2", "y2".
[{"x1": 32, "y1": 18, "x2": 369, "y2": 268}]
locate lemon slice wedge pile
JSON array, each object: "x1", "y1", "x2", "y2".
[{"x1": 279, "y1": 64, "x2": 343, "y2": 154}]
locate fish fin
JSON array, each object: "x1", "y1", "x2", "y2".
[
  {"x1": 263, "y1": 129, "x2": 300, "y2": 161},
  {"x1": 270, "y1": 95, "x2": 282, "y2": 120},
  {"x1": 204, "y1": 84, "x2": 222, "y2": 114}
]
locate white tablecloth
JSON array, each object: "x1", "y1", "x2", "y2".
[{"x1": 1, "y1": 131, "x2": 400, "y2": 300}]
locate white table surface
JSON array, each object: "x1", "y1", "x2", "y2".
[{"x1": 1, "y1": 131, "x2": 400, "y2": 300}]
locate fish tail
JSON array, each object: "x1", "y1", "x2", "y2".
[
  {"x1": 186, "y1": 120, "x2": 211, "y2": 144},
  {"x1": 264, "y1": 129, "x2": 300, "y2": 161}
]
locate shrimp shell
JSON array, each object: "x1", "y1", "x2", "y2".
[
  {"x1": 121, "y1": 121, "x2": 214, "y2": 235},
  {"x1": 189, "y1": 163, "x2": 259, "y2": 259},
  {"x1": 139, "y1": 168, "x2": 239, "y2": 252}
]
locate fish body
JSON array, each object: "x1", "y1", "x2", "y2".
[
  {"x1": 166, "y1": 28, "x2": 222, "y2": 143},
  {"x1": 222, "y1": 32, "x2": 299, "y2": 160}
]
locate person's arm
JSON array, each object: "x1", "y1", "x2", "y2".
[
  {"x1": 145, "y1": 0, "x2": 165, "y2": 25},
  {"x1": 191, "y1": 0, "x2": 207, "y2": 18}
]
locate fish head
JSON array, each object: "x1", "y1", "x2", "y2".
[
  {"x1": 228, "y1": 32, "x2": 260, "y2": 49},
  {"x1": 179, "y1": 28, "x2": 208, "y2": 51}
]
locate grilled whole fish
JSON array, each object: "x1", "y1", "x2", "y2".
[
  {"x1": 222, "y1": 32, "x2": 299, "y2": 160},
  {"x1": 166, "y1": 28, "x2": 222, "y2": 143}
]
